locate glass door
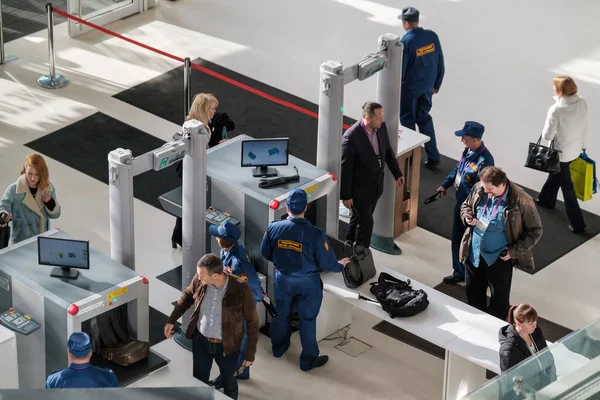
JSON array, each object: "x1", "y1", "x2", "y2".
[{"x1": 67, "y1": 0, "x2": 142, "y2": 37}]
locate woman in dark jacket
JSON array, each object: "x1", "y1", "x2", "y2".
[{"x1": 499, "y1": 303, "x2": 556, "y2": 391}]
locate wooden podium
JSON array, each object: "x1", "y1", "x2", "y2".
[{"x1": 393, "y1": 127, "x2": 430, "y2": 237}]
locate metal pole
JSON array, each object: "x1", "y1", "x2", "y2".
[
  {"x1": 0, "y1": 0, "x2": 17, "y2": 64},
  {"x1": 37, "y1": 3, "x2": 68, "y2": 89},
  {"x1": 316, "y1": 61, "x2": 344, "y2": 238},
  {"x1": 183, "y1": 57, "x2": 192, "y2": 121},
  {"x1": 372, "y1": 33, "x2": 403, "y2": 255},
  {"x1": 174, "y1": 119, "x2": 208, "y2": 351}
]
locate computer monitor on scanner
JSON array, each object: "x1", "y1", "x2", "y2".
[
  {"x1": 241, "y1": 138, "x2": 290, "y2": 177},
  {"x1": 38, "y1": 236, "x2": 90, "y2": 280}
]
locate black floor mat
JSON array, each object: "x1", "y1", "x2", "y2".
[
  {"x1": 149, "y1": 306, "x2": 180, "y2": 347},
  {"x1": 157, "y1": 265, "x2": 182, "y2": 291},
  {"x1": 2, "y1": 0, "x2": 67, "y2": 43},
  {"x1": 113, "y1": 57, "x2": 356, "y2": 165},
  {"x1": 417, "y1": 150, "x2": 600, "y2": 274},
  {"x1": 25, "y1": 112, "x2": 181, "y2": 211}
]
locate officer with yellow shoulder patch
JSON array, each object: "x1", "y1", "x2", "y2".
[
  {"x1": 436, "y1": 122, "x2": 494, "y2": 284},
  {"x1": 45, "y1": 332, "x2": 119, "y2": 389},
  {"x1": 398, "y1": 7, "x2": 445, "y2": 168},
  {"x1": 260, "y1": 189, "x2": 350, "y2": 371},
  {"x1": 208, "y1": 221, "x2": 262, "y2": 385}
]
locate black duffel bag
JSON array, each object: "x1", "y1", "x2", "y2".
[
  {"x1": 341, "y1": 241, "x2": 377, "y2": 289},
  {"x1": 369, "y1": 272, "x2": 429, "y2": 318}
]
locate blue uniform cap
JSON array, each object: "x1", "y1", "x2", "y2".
[
  {"x1": 209, "y1": 221, "x2": 241, "y2": 243},
  {"x1": 398, "y1": 6, "x2": 419, "y2": 22},
  {"x1": 68, "y1": 332, "x2": 91, "y2": 357},
  {"x1": 455, "y1": 121, "x2": 485, "y2": 139},
  {"x1": 287, "y1": 189, "x2": 308, "y2": 215}
]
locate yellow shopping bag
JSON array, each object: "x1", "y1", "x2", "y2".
[{"x1": 570, "y1": 156, "x2": 594, "y2": 201}]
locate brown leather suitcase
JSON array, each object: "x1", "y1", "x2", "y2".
[{"x1": 100, "y1": 340, "x2": 149, "y2": 366}]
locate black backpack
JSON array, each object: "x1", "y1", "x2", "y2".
[{"x1": 369, "y1": 272, "x2": 429, "y2": 318}]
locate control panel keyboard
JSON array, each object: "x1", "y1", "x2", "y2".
[{"x1": 0, "y1": 308, "x2": 41, "y2": 335}]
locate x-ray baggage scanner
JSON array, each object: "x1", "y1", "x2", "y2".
[
  {"x1": 159, "y1": 135, "x2": 353, "y2": 340},
  {"x1": 0, "y1": 229, "x2": 155, "y2": 389}
]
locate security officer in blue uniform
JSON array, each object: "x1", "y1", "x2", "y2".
[
  {"x1": 436, "y1": 122, "x2": 494, "y2": 284},
  {"x1": 398, "y1": 7, "x2": 445, "y2": 168},
  {"x1": 45, "y1": 332, "x2": 119, "y2": 389},
  {"x1": 208, "y1": 221, "x2": 262, "y2": 387},
  {"x1": 260, "y1": 189, "x2": 350, "y2": 371}
]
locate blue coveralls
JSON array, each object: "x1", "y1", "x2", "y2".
[
  {"x1": 260, "y1": 217, "x2": 342, "y2": 371},
  {"x1": 45, "y1": 363, "x2": 120, "y2": 388},
  {"x1": 400, "y1": 27, "x2": 445, "y2": 162},
  {"x1": 440, "y1": 144, "x2": 494, "y2": 279},
  {"x1": 221, "y1": 242, "x2": 262, "y2": 379}
]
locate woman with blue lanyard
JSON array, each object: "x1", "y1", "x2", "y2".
[
  {"x1": 436, "y1": 122, "x2": 494, "y2": 285},
  {"x1": 459, "y1": 167, "x2": 542, "y2": 320}
]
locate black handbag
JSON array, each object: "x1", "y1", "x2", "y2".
[
  {"x1": 0, "y1": 212, "x2": 9, "y2": 250},
  {"x1": 341, "y1": 241, "x2": 377, "y2": 289},
  {"x1": 525, "y1": 136, "x2": 561, "y2": 174}
]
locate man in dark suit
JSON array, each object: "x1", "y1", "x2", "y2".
[{"x1": 341, "y1": 101, "x2": 405, "y2": 248}]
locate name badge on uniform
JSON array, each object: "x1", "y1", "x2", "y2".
[
  {"x1": 454, "y1": 174, "x2": 462, "y2": 189},
  {"x1": 473, "y1": 217, "x2": 489, "y2": 237}
]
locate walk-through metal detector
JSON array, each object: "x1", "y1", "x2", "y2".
[
  {"x1": 108, "y1": 119, "x2": 209, "y2": 341},
  {"x1": 317, "y1": 33, "x2": 403, "y2": 254}
]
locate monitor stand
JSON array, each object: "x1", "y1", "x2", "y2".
[
  {"x1": 253, "y1": 166, "x2": 278, "y2": 178},
  {"x1": 50, "y1": 267, "x2": 80, "y2": 280}
]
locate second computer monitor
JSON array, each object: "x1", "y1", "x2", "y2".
[{"x1": 241, "y1": 138, "x2": 289, "y2": 177}]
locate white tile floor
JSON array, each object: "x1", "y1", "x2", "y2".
[{"x1": 1, "y1": 0, "x2": 600, "y2": 399}]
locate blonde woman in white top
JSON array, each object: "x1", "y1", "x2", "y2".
[{"x1": 537, "y1": 76, "x2": 587, "y2": 233}]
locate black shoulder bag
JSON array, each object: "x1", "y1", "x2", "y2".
[
  {"x1": 341, "y1": 241, "x2": 377, "y2": 289},
  {"x1": 525, "y1": 136, "x2": 561, "y2": 174}
]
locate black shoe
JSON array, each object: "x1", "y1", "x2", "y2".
[
  {"x1": 443, "y1": 275, "x2": 463, "y2": 285},
  {"x1": 313, "y1": 355, "x2": 329, "y2": 369},
  {"x1": 424, "y1": 160, "x2": 441, "y2": 169},
  {"x1": 171, "y1": 240, "x2": 178, "y2": 249},
  {"x1": 208, "y1": 377, "x2": 223, "y2": 389},
  {"x1": 535, "y1": 199, "x2": 554, "y2": 210},
  {"x1": 568, "y1": 225, "x2": 585, "y2": 234}
]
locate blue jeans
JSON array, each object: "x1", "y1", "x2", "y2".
[
  {"x1": 400, "y1": 90, "x2": 439, "y2": 162},
  {"x1": 271, "y1": 271, "x2": 323, "y2": 371},
  {"x1": 192, "y1": 332, "x2": 239, "y2": 399}
]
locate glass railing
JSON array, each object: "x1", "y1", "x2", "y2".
[{"x1": 464, "y1": 318, "x2": 600, "y2": 400}]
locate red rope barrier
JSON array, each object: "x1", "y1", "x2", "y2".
[{"x1": 52, "y1": 8, "x2": 351, "y2": 130}]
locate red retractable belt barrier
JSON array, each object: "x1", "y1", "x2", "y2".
[{"x1": 52, "y1": 8, "x2": 351, "y2": 129}]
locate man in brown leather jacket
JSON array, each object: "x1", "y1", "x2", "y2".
[
  {"x1": 164, "y1": 254, "x2": 258, "y2": 400},
  {"x1": 459, "y1": 167, "x2": 542, "y2": 320}
]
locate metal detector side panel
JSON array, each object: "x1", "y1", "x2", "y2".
[
  {"x1": 12, "y1": 278, "x2": 46, "y2": 389},
  {"x1": 45, "y1": 297, "x2": 68, "y2": 377}
]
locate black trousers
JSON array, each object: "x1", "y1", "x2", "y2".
[
  {"x1": 464, "y1": 255, "x2": 513, "y2": 321},
  {"x1": 538, "y1": 161, "x2": 585, "y2": 231},
  {"x1": 193, "y1": 332, "x2": 239, "y2": 399},
  {"x1": 347, "y1": 200, "x2": 378, "y2": 248},
  {"x1": 172, "y1": 217, "x2": 182, "y2": 246}
]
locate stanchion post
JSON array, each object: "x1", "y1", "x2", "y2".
[
  {"x1": 0, "y1": 0, "x2": 17, "y2": 64},
  {"x1": 37, "y1": 3, "x2": 68, "y2": 89},
  {"x1": 183, "y1": 57, "x2": 192, "y2": 121}
]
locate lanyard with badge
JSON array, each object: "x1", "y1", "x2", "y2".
[
  {"x1": 473, "y1": 188, "x2": 506, "y2": 237},
  {"x1": 454, "y1": 146, "x2": 486, "y2": 189}
]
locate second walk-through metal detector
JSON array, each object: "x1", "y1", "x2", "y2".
[
  {"x1": 108, "y1": 120, "x2": 209, "y2": 348},
  {"x1": 317, "y1": 33, "x2": 403, "y2": 255}
]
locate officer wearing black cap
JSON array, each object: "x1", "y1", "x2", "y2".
[
  {"x1": 436, "y1": 122, "x2": 494, "y2": 284},
  {"x1": 45, "y1": 332, "x2": 119, "y2": 389},
  {"x1": 398, "y1": 6, "x2": 445, "y2": 168},
  {"x1": 260, "y1": 189, "x2": 350, "y2": 372},
  {"x1": 208, "y1": 221, "x2": 262, "y2": 386}
]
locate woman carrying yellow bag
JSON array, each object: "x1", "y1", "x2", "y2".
[{"x1": 537, "y1": 76, "x2": 587, "y2": 233}]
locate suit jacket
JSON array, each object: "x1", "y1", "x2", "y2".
[{"x1": 340, "y1": 121, "x2": 403, "y2": 204}]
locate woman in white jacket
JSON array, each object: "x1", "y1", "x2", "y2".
[{"x1": 537, "y1": 76, "x2": 586, "y2": 233}]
